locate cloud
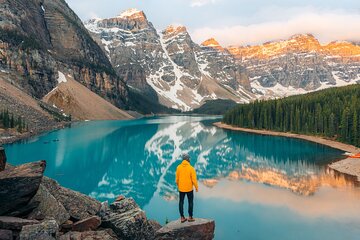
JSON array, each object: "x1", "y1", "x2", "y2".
[
  {"x1": 191, "y1": 10, "x2": 360, "y2": 46},
  {"x1": 190, "y1": 0, "x2": 217, "y2": 7}
]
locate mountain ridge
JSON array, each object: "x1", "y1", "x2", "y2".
[
  {"x1": 85, "y1": 9, "x2": 253, "y2": 111},
  {"x1": 85, "y1": 9, "x2": 359, "y2": 110}
]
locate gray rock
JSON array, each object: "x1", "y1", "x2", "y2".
[
  {"x1": 0, "y1": 0, "x2": 128, "y2": 114},
  {"x1": 19, "y1": 219, "x2": 58, "y2": 240},
  {"x1": 28, "y1": 184, "x2": 70, "y2": 225},
  {"x1": 6, "y1": 201, "x2": 40, "y2": 218},
  {"x1": 155, "y1": 218, "x2": 215, "y2": 240},
  {"x1": 101, "y1": 198, "x2": 158, "y2": 240},
  {"x1": 0, "y1": 216, "x2": 39, "y2": 231},
  {"x1": 228, "y1": 34, "x2": 360, "y2": 95},
  {"x1": 148, "y1": 219, "x2": 162, "y2": 232},
  {"x1": 60, "y1": 220, "x2": 73, "y2": 231},
  {"x1": 98, "y1": 201, "x2": 110, "y2": 218},
  {"x1": 59, "y1": 229, "x2": 117, "y2": 240},
  {"x1": 71, "y1": 216, "x2": 101, "y2": 232},
  {"x1": 42, "y1": 177, "x2": 101, "y2": 221},
  {"x1": 0, "y1": 229, "x2": 12, "y2": 240},
  {"x1": 0, "y1": 161, "x2": 46, "y2": 215}
]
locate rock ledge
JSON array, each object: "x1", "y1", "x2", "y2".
[{"x1": 155, "y1": 218, "x2": 215, "y2": 240}]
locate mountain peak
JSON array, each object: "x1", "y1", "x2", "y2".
[
  {"x1": 201, "y1": 38, "x2": 224, "y2": 51},
  {"x1": 163, "y1": 24, "x2": 187, "y2": 35},
  {"x1": 117, "y1": 8, "x2": 145, "y2": 19},
  {"x1": 202, "y1": 38, "x2": 220, "y2": 47}
]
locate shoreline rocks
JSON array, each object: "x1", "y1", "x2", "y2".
[
  {"x1": 28, "y1": 185, "x2": 70, "y2": 225},
  {"x1": 71, "y1": 216, "x2": 101, "y2": 232},
  {"x1": 0, "y1": 151, "x2": 215, "y2": 240},
  {"x1": 59, "y1": 229, "x2": 117, "y2": 240},
  {"x1": 41, "y1": 177, "x2": 101, "y2": 221},
  {"x1": 101, "y1": 198, "x2": 159, "y2": 240},
  {"x1": 155, "y1": 218, "x2": 215, "y2": 240},
  {"x1": 0, "y1": 217, "x2": 39, "y2": 231},
  {"x1": 19, "y1": 219, "x2": 58, "y2": 240},
  {"x1": 0, "y1": 161, "x2": 46, "y2": 215}
]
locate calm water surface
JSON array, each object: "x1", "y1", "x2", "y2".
[{"x1": 5, "y1": 116, "x2": 360, "y2": 240}]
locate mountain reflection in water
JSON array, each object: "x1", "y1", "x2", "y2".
[
  {"x1": 86, "y1": 117, "x2": 354, "y2": 204},
  {"x1": 6, "y1": 116, "x2": 360, "y2": 240}
]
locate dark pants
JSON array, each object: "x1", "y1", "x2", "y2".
[{"x1": 179, "y1": 191, "x2": 194, "y2": 217}]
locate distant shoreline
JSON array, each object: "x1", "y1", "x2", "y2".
[
  {"x1": 0, "y1": 122, "x2": 68, "y2": 145},
  {"x1": 214, "y1": 122, "x2": 360, "y2": 180}
]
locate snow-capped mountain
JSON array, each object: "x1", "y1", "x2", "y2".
[
  {"x1": 85, "y1": 9, "x2": 360, "y2": 111},
  {"x1": 228, "y1": 34, "x2": 360, "y2": 98},
  {"x1": 85, "y1": 9, "x2": 253, "y2": 111}
]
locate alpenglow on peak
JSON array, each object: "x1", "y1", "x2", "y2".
[
  {"x1": 163, "y1": 24, "x2": 187, "y2": 35},
  {"x1": 202, "y1": 38, "x2": 221, "y2": 47},
  {"x1": 117, "y1": 8, "x2": 144, "y2": 19}
]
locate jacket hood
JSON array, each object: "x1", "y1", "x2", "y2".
[{"x1": 181, "y1": 160, "x2": 190, "y2": 166}]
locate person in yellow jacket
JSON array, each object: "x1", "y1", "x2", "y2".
[{"x1": 175, "y1": 153, "x2": 198, "y2": 223}]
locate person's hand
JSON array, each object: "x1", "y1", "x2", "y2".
[{"x1": 196, "y1": 189, "x2": 199, "y2": 192}]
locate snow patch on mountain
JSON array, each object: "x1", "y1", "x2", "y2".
[
  {"x1": 57, "y1": 71, "x2": 67, "y2": 83},
  {"x1": 117, "y1": 8, "x2": 142, "y2": 18}
]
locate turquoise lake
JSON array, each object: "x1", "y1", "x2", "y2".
[{"x1": 5, "y1": 116, "x2": 360, "y2": 240}]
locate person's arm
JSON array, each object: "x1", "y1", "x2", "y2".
[
  {"x1": 175, "y1": 167, "x2": 179, "y2": 187},
  {"x1": 191, "y1": 167, "x2": 198, "y2": 192}
]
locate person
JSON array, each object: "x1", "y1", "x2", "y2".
[{"x1": 175, "y1": 153, "x2": 198, "y2": 223}]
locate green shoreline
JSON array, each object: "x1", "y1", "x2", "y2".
[{"x1": 214, "y1": 122, "x2": 360, "y2": 180}]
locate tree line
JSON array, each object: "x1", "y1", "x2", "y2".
[
  {"x1": 0, "y1": 109, "x2": 29, "y2": 133},
  {"x1": 223, "y1": 85, "x2": 360, "y2": 147}
]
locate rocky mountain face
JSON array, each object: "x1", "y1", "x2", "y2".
[
  {"x1": 0, "y1": 0, "x2": 128, "y2": 109},
  {"x1": 228, "y1": 34, "x2": 360, "y2": 98},
  {"x1": 85, "y1": 9, "x2": 253, "y2": 111},
  {"x1": 1, "y1": 2, "x2": 359, "y2": 114}
]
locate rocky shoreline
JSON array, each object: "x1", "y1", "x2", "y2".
[
  {"x1": 0, "y1": 148, "x2": 215, "y2": 240},
  {"x1": 214, "y1": 122, "x2": 360, "y2": 180}
]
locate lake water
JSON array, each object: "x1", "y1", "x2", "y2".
[{"x1": 5, "y1": 116, "x2": 360, "y2": 240}]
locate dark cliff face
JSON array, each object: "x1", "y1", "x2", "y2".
[{"x1": 0, "y1": 0, "x2": 128, "y2": 107}]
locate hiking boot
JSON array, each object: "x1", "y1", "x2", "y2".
[
  {"x1": 188, "y1": 217, "x2": 195, "y2": 222},
  {"x1": 180, "y1": 217, "x2": 187, "y2": 223}
]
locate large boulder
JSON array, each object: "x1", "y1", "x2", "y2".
[
  {"x1": 19, "y1": 219, "x2": 58, "y2": 240},
  {"x1": 101, "y1": 198, "x2": 159, "y2": 240},
  {"x1": 155, "y1": 218, "x2": 215, "y2": 240},
  {"x1": 42, "y1": 177, "x2": 101, "y2": 220},
  {"x1": 0, "y1": 216, "x2": 39, "y2": 231},
  {"x1": 0, "y1": 161, "x2": 46, "y2": 215},
  {"x1": 28, "y1": 185, "x2": 70, "y2": 225},
  {"x1": 59, "y1": 229, "x2": 117, "y2": 240}
]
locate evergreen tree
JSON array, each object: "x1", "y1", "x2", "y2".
[{"x1": 223, "y1": 85, "x2": 360, "y2": 147}]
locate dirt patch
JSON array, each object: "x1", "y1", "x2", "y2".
[{"x1": 43, "y1": 77, "x2": 133, "y2": 120}]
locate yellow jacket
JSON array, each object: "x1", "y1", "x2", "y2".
[{"x1": 175, "y1": 160, "x2": 198, "y2": 192}]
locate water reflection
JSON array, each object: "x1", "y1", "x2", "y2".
[
  {"x1": 63, "y1": 117, "x2": 352, "y2": 205},
  {"x1": 6, "y1": 116, "x2": 360, "y2": 240}
]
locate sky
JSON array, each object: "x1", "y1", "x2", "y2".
[{"x1": 65, "y1": 0, "x2": 360, "y2": 46}]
